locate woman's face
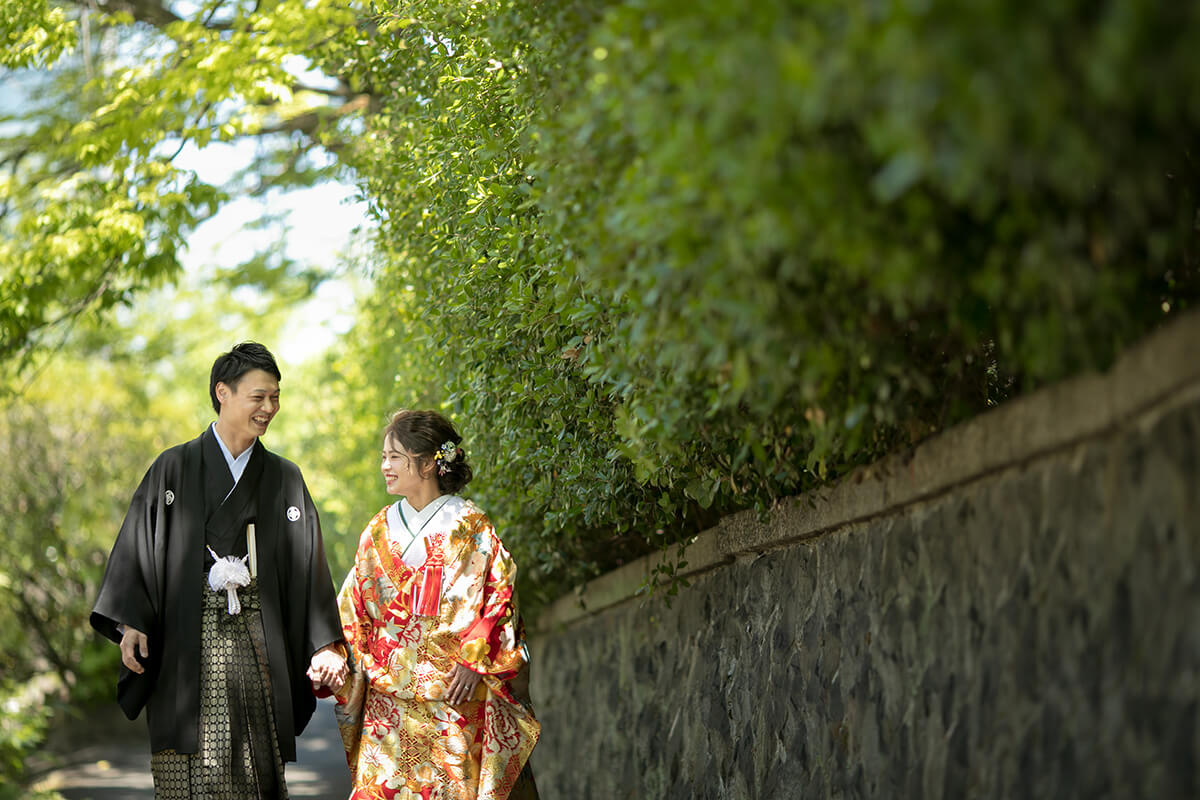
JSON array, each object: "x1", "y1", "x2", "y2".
[{"x1": 380, "y1": 434, "x2": 432, "y2": 496}]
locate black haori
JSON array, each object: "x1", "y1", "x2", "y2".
[{"x1": 150, "y1": 578, "x2": 288, "y2": 799}]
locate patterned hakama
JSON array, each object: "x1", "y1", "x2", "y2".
[{"x1": 151, "y1": 579, "x2": 289, "y2": 799}]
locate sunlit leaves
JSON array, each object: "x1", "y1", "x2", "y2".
[
  {"x1": 338, "y1": 0, "x2": 1200, "y2": 609},
  {"x1": 6, "y1": 0, "x2": 1198, "y2": 615},
  {"x1": 0, "y1": 0, "x2": 75, "y2": 69},
  {"x1": 1, "y1": 0, "x2": 370, "y2": 374},
  {"x1": 0, "y1": 161, "x2": 220, "y2": 367}
]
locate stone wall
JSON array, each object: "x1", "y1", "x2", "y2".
[{"x1": 526, "y1": 312, "x2": 1200, "y2": 799}]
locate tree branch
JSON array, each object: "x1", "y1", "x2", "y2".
[
  {"x1": 73, "y1": 0, "x2": 234, "y2": 31},
  {"x1": 292, "y1": 81, "x2": 357, "y2": 99},
  {"x1": 5, "y1": 571, "x2": 75, "y2": 684},
  {"x1": 87, "y1": 0, "x2": 182, "y2": 28},
  {"x1": 252, "y1": 93, "x2": 370, "y2": 137}
]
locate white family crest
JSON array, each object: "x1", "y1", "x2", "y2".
[
  {"x1": 165, "y1": 490, "x2": 175, "y2": 506},
  {"x1": 286, "y1": 505, "x2": 301, "y2": 522}
]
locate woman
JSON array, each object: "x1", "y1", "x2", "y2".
[{"x1": 333, "y1": 410, "x2": 540, "y2": 800}]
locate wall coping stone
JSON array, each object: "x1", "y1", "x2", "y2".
[{"x1": 533, "y1": 309, "x2": 1200, "y2": 634}]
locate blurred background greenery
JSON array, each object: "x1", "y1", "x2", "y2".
[{"x1": 3, "y1": 0, "x2": 1198, "y2": 792}]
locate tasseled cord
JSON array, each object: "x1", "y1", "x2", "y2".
[
  {"x1": 207, "y1": 545, "x2": 251, "y2": 615},
  {"x1": 413, "y1": 548, "x2": 444, "y2": 617}
]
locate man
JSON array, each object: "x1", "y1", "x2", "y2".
[{"x1": 91, "y1": 342, "x2": 347, "y2": 798}]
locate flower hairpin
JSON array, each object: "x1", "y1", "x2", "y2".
[{"x1": 434, "y1": 440, "x2": 461, "y2": 475}]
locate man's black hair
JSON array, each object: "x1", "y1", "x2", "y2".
[{"x1": 209, "y1": 342, "x2": 282, "y2": 413}]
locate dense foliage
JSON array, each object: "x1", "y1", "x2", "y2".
[
  {"x1": 0, "y1": 355, "x2": 189, "y2": 791},
  {"x1": 5, "y1": 0, "x2": 1199, "y2": 644},
  {"x1": 3, "y1": 0, "x2": 1198, "y2": 785},
  {"x1": 0, "y1": 0, "x2": 366, "y2": 370},
  {"x1": 333, "y1": 0, "x2": 1200, "y2": 605}
]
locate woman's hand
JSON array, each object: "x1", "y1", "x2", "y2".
[
  {"x1": 307, "y1": 644, "x2": 349, "y2": 692},
  {"x1": 445, "y1": 663, "x2": 482, "y2": 705}
]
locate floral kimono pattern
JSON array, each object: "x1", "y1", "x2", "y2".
[{"x1": 334, "y1": 497, "x2": 539, "y2": 800}]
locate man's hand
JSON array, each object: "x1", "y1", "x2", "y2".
[
  {"x1": 307, "y1": 644, "x2": 348, "y2": 692},
  {"x1": 445, "y1": 663, "x2": 483, "y2": 705},
  {"x1": 120, "y1": 627, "x2": 149, "y2": 674}
]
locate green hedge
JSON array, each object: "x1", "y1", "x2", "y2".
[
  {"x1": 0, "y1": 679, "x2": 59, "y2": 799},
  {"x1": 331, "y1": 0, "x2": 1199, "y2": 607}
]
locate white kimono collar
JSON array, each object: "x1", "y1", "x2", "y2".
[{"x1": 388, "y1": 495, "x2": 463, "y2": 567}]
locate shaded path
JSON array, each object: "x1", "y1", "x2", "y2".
[{"x1": 34, "y1": 698, "x2": 352, "y2": 799}]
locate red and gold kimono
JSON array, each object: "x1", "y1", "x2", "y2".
[{"x1": 333, "y1": 496, "x2": 539, "y2": 800}]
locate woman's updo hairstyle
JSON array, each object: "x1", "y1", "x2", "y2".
[{"x1": 384, "y1": 409, "x2": 474, "y2": 495}]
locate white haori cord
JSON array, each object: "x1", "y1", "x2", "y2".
[{"x1": 206, "y1": 545, "x2": 251, "y2": 615}]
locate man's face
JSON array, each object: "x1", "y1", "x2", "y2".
[{"x1": 216, "y1": 369, "x2": 280, "y2": 443}]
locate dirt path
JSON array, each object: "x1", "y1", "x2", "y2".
[{"x1": 33, "y1": 698, "x2": 353, "y2": 800}]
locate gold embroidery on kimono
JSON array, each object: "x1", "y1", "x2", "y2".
[{"x1": 334, "y1": 498, "x2": 539, "y2": 800}]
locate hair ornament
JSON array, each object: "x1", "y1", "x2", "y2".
[{"x1": 434, "y1": 440, "x2": 461, "y2": 475}]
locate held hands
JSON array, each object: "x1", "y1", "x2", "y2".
[
  {"x1": 119, "y1": 627, "x2": 149, "y2": 674},
  {"x1": 445, "y1": 663, "x2": 483, "y2": 705},
  {"x1": 307, "y1": 644, "x2": 349, "y2": 692}
]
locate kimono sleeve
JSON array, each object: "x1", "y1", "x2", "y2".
[
  {"x1": 90, "y1": 458, "x2": 164, "y2": 643},
  {"x1": 299, "y1": 481, "x2": 343, "y2": 657},
  {"x1": 456, "y1": 525, "x2": 528, "y2": 680},
  {"x1": 331, "y1": 527, "x2": 376, "y2": 771}
]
